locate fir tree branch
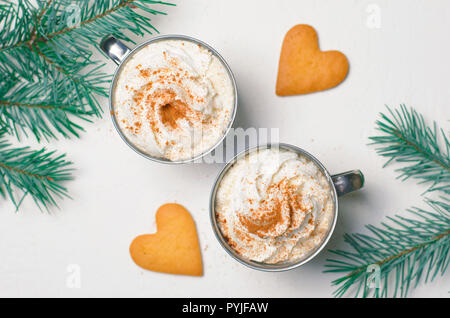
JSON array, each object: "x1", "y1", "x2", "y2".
[
  {"x1": 324, "y1": 199, "x2": 450, "y2": 298},
  {"x1": 0, "y1": 0, "x2": 173, "y2": 52},
  {"x1": 0, "y1": 0, "x2": 173, "y2": 140},
  {"x1": 326, "y1": 105, "x2": 450, "y2": 297},
  {"x1": 369, "y1": 105, "x2": 450, "y2": 195},
  {"x1": 0, "y1": 129, "x2": 74, "y2": 211},
  {"x1": 0, "y1": 0, "x2": 172, "y2": 210}
]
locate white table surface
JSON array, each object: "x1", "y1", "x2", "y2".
[{"x1": 1, "y1": 0, "x2": 449, "y2": 298}]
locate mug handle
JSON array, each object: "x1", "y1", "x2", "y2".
[
  {"x1": 331, "y1": 170, "x2": 364, "y2": 196},
  {"x1": 100, "y1": 35, "x2": 131, "y2": 65}
]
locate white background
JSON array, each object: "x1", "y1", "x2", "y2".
[{"x1": 0, "y1": 0, "x2": 449, "y2": 297}]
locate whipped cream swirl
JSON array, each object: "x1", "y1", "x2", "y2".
[
  {"x1": 215, "y1": 148, "x2": 334, "y2": 263},
  {"x1": 113, "y1": 40, "x2": 234, "y2": 161}
]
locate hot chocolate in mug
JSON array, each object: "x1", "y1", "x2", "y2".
[
  {"x1": 210, "y1": 143, "x2": 364, "y2": 271},
  {"x1": 100, "y1": 35, "x2": 238, "y2": 164}
]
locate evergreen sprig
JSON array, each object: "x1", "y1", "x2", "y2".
[
  {"x1": 0, "y1": 0, "x2": 173, "y2": 141},
  {"x1": 325, "y1": 199, "x2": 449, "y2": 298},
  {"x1": 326, "y1": 105, "x2": 450, "y2": 297},
  {"x1": 0, "y1": 0, "x2": 172, "y2": 210},
  {"x1": 369, "y1": 104, "x2": 450, "y2": 195},
  {"x1": 0, "y1": 128, "x2": 73, "y2": 211}
]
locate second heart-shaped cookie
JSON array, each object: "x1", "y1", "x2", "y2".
[
  {"x1": 129, "y1": 203, "x2": 203, "y2": 276},
  {"x1": 276, "y1": 24, "x2": 349, "y2": 96}
]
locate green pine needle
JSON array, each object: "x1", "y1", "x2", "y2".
[
  {"x1": 0, "y1": 128, "x2": 73, "y2": 211},
  {"x1": 0, "y1": 0, "x2": 173, "y2": 141},
  {"x1": 369, "y1": 104, "x2": 450, "y2": 195},
  {"x1": 325, "y1": 198, "x2": 450, "y2": 298}
]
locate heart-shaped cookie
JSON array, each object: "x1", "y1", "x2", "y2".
[
  {"x1": 276, "y1": 24, "x2": 349, "y2": 96},
  {"x1": 129, "y1": 203, "x2": 203, "y2": 276}
]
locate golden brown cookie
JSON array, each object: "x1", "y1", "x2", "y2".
[
  {"x1": 129, "y1": 203, "x2": 203, "y2": 276},
  {"x1": 276, "y1": 24, "x2": 349, "y2": 96}
]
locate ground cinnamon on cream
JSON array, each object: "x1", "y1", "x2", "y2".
[{"x1": 159, "y1": 100, "x2": 188, "y2": 129}]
